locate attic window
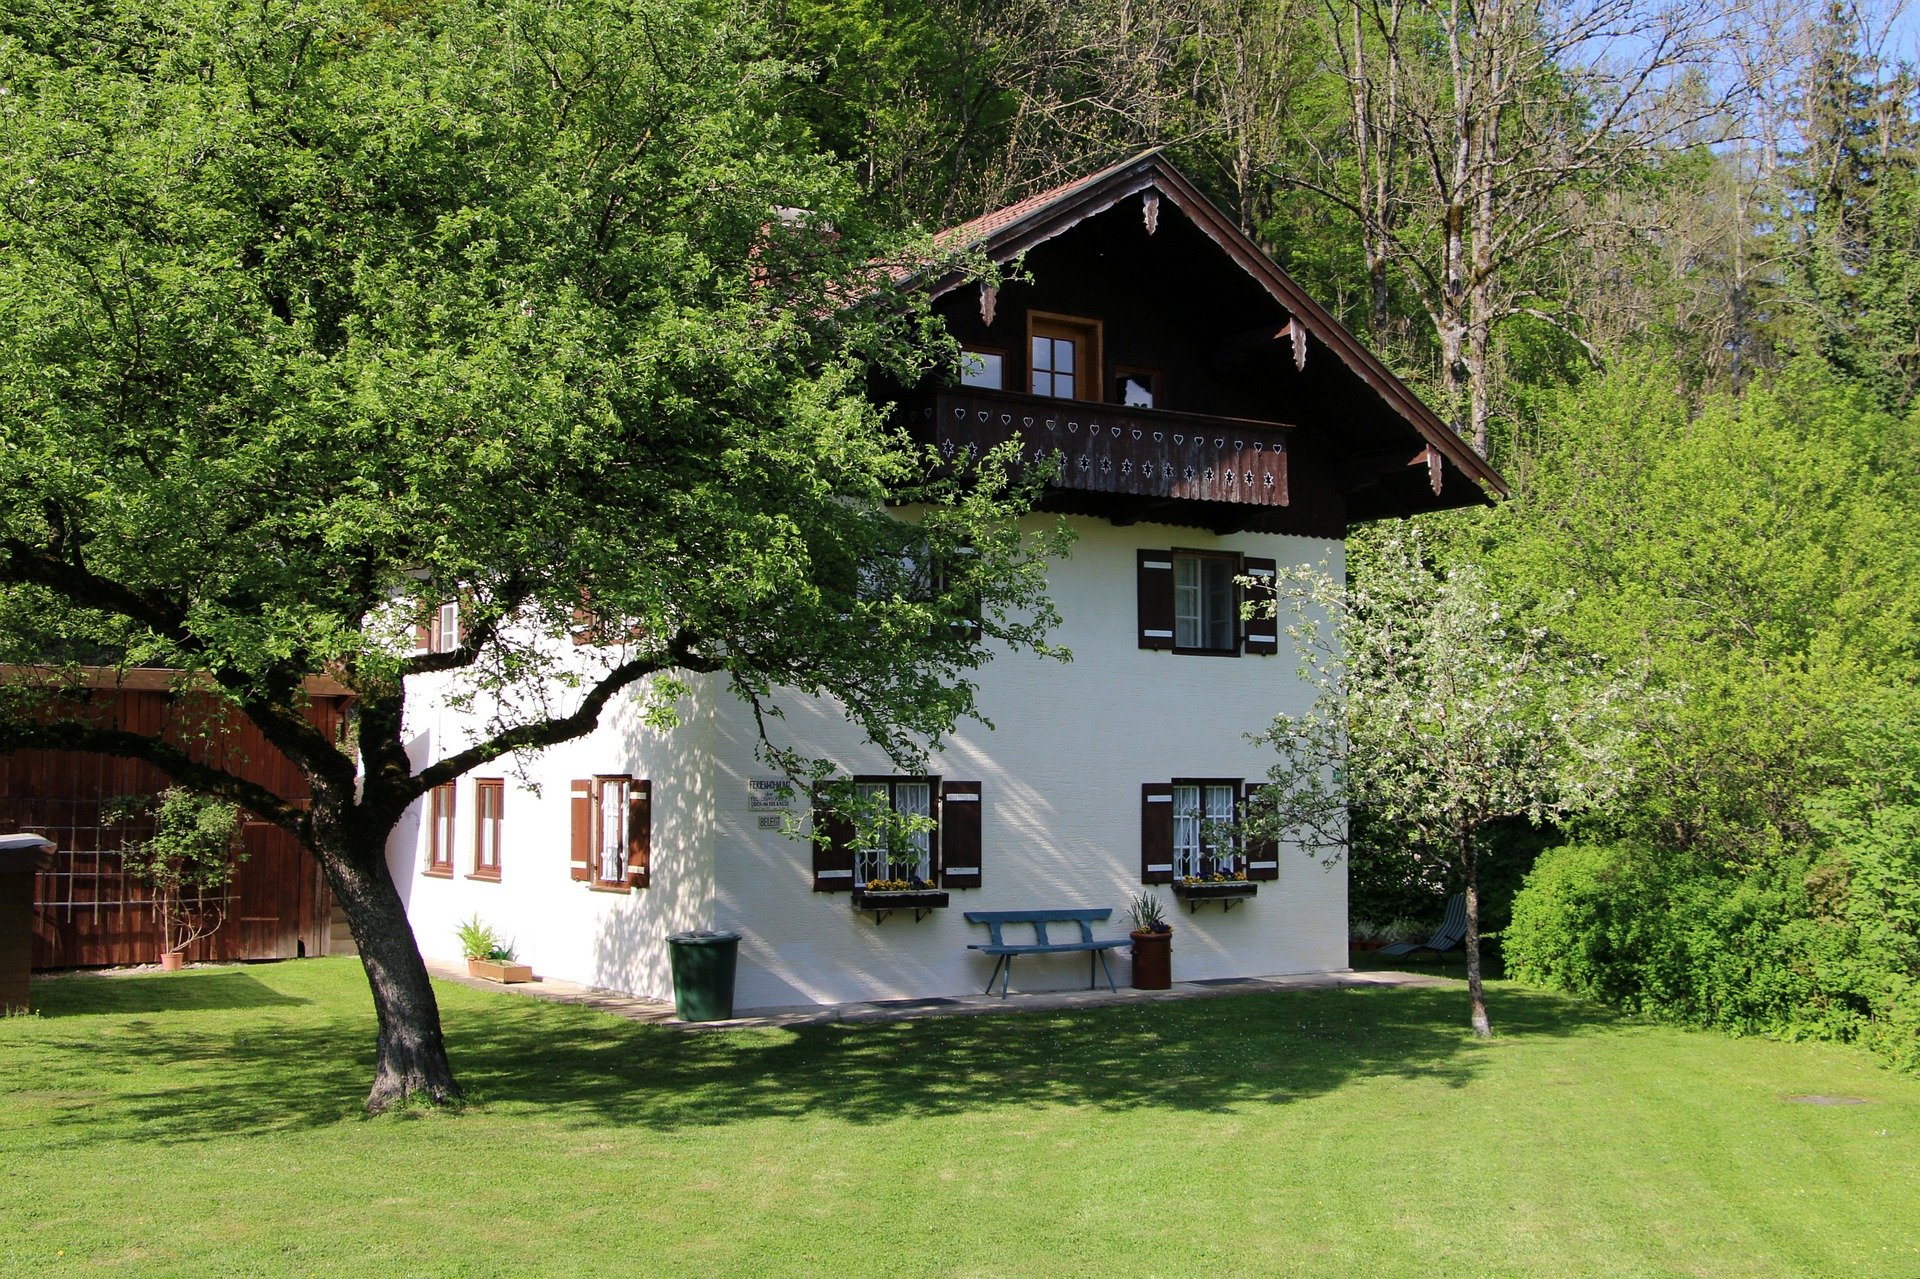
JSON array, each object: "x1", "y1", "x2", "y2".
[
  {"x1": 1115, "y1": 368, "x2": 1159, "y2": 408},
  {"x1": 960, "y1": 348, "x2": 1005, "y2": 390},
  {"x1": 1028, "y1": 312, "x2": 1101, "y2": 401}
]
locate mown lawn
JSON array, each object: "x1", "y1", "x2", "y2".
[{"x1": 4, "y1": 958, "x2": 1917, "y2": 1278}]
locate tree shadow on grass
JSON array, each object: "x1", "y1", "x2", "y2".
[
  {"x1": 14, "y1": 973, "x2": 1631, "y2": 1149},
  {"x1": 28, "y1": 970, "x2": 309, "y2": 1017}
]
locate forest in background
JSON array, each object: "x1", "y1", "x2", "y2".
[{"x1": 770, "y1": 0, "x2": 1920, "y2": 1068}]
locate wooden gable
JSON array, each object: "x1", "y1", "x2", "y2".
[{"x1": 902, "y1": 152, "x2": 1506, "y2": 538}]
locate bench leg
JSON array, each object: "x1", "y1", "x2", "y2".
[
  {"x1": 983, "y1": 955, "x2": 1005, "y2": 997},
  {"x1": 1097, "y1": 948, "x2": 1117, "y2": 993},
  {"x1": 1001, "y1": 955, "x2": 1014, "y2": 998}
]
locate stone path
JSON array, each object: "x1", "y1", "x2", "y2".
[{"x1": 425, "y1": 958, "x2": 1451, "y2": 1032}]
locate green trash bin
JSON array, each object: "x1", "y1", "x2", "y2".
[{"x1": 667, "y1": 930, "x2": 741, "y2": 1022}]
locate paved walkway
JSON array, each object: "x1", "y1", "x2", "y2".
[{"x1": 426, "y1": 958, "x2": 1450, "y2": 1032}]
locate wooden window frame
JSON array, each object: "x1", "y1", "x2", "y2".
[
  {"x1": 436, "y1": 601, "x2": 461, "y2": 653},
  {"x1": 1170, "y1": 777, "x2": 1244, "y2": 881},
  {"x1": 425, "y1": 782, "x2": 456, "y2": 877},
  {"x1": 416, "y1": 599, "x2": 463, "y2": 654},
  {"x1": 959, "y1": 344, "x2": 1009, "y2": 392},
  {"x1": 469, "y1": 778, "x2": 504, "y2": 882},
  {"x1": 1113, "y1": 364, "x2": 1165, "y2": 410},
  {"x1": 1171, "y1": 549, "x2": 1243, "y2": 657},
  {"x1": 1025, "y1": 311, "x2": 1103, "y2": 402},
  {"x1": 849, "y1": 774, "x2": 941, "y2": 888},
  {"x1": 590, "y1": 775, "x2": 632, "y2": 892}
]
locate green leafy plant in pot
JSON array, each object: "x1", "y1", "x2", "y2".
[
  {"x1": 1126, "y1": 890, "x2": 1173, "y2": 990},
  {"x1": 456, "y1": 916, "x2": 532, "y2": 983},
  {"x1": 109, "y1": 789, "x2": 245, "y2": 970}
]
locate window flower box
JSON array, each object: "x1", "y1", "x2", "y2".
[
  {"x1": 850, "y1": 887, "x2": 949, "y2": 923},
  {"x1": 1171, "y1": 878, "x2": 1257, "y2": 911}
]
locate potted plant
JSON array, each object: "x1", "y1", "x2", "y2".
[
  {"x1": 110, "y1": 789, "x2": 246, "y2": 970},
  {"x1": 456, "y1": 916, "x2": 532, "y2": 983},
  {"x1": 849, "y1": 812, "x2": 948, "y2": 917},
  {"x1": 1170, "y1": 813, "x2": 1258, "y2": 905},
  {"x1": 1126, "y1": 890, "x2": 1173, "y2": 989}
]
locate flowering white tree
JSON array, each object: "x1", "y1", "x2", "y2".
[{"x1": 1248, "y1": 534, "x2": 1632, "y2": 1036}]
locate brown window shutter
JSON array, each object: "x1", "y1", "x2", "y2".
[
  {"x1": 415, "y1": 618, "x2": 433, "y2": 652},
  {"x1": 938, "y1": 781, "x2": 982, "y2": 889},
  {"x1": 1137, "y1": 550, "x2": 1175, "y2": 650},
  {"x1": 811, "y1": 784, "x2": 856, "y2": 892},
  {"x1": 1242, "y1": 557, "x2": 1279, "y2": 655},
  {"x1": 626, "y1": 779, "x2": 652, "y2": 888},
  {"x1": 1244, "y1": 783, "x2": 1280, "y2": 880},
  {"x1": 1140, "y1": 782, "x2": 1175, "y2": 884},
  {"x1": 569, "y1": 779, "x2": 592, "y2": 881}
]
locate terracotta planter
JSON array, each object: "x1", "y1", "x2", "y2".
[
  {"x1": 1130, "y1": 929, "x2": 1172, "y2": 990},
  {"x1": 467, "y1": 957, "x2": 533, "y2": 984},
  {"x1": 158, "y1": 951, "x2": 185, "y2": 972}
]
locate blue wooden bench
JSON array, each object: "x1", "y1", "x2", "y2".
[{"x1": 964, "y1": 908, "x2": 1128, "y2": 998}]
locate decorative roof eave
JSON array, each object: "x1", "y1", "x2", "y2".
[{"x1": 924, "y1": 151, "x2": 1510, "y2": 503}]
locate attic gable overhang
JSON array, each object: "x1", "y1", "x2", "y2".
[{"x1": 922, "y1": 151, "x2": 1509, "y2": 507}]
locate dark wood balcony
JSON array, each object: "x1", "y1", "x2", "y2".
[{"x1": 903, "y1": 388, "x2": 1291, "y2": 509}]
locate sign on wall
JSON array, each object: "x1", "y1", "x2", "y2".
[{"x1": 745, "y1": 777, "x2": 794, "y2": 811}]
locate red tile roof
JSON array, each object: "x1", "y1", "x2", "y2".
[{"x1": 933, "y1": 150, "x2": 1161, "y2": 250}]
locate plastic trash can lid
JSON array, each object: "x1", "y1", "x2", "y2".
[{"x1": 666, "y1": 930, "x2": 741, "y2": 945}]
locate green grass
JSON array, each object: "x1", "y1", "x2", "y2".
[{"x1": 4, "y1": 959, "x2": 1918, "y2": 1278}]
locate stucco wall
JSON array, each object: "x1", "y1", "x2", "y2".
[
  {"x1": 710, "y1": 515, "x2": 1346, "y2": 1008},
  {"x1": 389, "y1": 514, "x2": 1347, "y2": 1008},
  {"x1": 390, "y1": 668, "x2": 720, "y2": 1002}
]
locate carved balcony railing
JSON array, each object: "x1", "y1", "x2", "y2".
[{"x1": 903, "y1": 388, "x2": 1291, "y2": 508}]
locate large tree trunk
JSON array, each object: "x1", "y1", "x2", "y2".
[
  {"x1": 315, "y1": 828, "x2": 462, "y2": 1112},
  {"x1": 1460, "y1": 828, "x2": 1492, "y2": 1038}
]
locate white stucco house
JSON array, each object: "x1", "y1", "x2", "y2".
[{"x1": 386, "y1": 152, "x2": 1505, "y2": 1010}]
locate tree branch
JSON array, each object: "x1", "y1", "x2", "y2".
[
  {"x1": 400, "y1": 632, "x2": 724, "y2": 808},
  {"x1": 0, "y1": 538, "x2": 190, "y2": 642}
]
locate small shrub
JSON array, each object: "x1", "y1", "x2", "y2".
[
  {"x1": 455, "y1": 916, "x2": 516, "y2": 963},
  {"x1": 108, "y1": 789, "x2": 244, "y2": 957}
]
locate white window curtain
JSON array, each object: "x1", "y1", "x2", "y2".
[
  {"x1": 597, "y1": 779, "x2": 628, "y2": 881},
  {"x1": 1172, "y1": 783, "x2": 1202, "y2": 879}
]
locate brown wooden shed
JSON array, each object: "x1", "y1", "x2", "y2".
[{"x1": 0, "y1": 667, "x2": 354, "y2": 969}]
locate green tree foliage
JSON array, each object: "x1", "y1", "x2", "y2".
[
  {"x1": 1251, "y1": 534, "x2": 1632, "y2": 1036},
  {"x1": 1468, "y1": 360, "x2": 1920, "y2": 854},
  {"x1": 1486, "y1": 360, "x2": 1920, "y2": 1069},
  {"x1": 0, "y1": 0, "x2": 1064, "y2": 1109},
  {"x1": 1791, "y1": 6, "x2": 1920, "y2": 411},
  {"x1": 776, "y1": 0, "x2": 1210, "y2": 228}
]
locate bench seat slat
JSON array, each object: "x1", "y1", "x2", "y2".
[
  {"x1": 964, "y1": 909, "x2": 1113, "y2": 925},
  {"x1": 968, "y1": 940, "x2": 1127, "y2": 955}
]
